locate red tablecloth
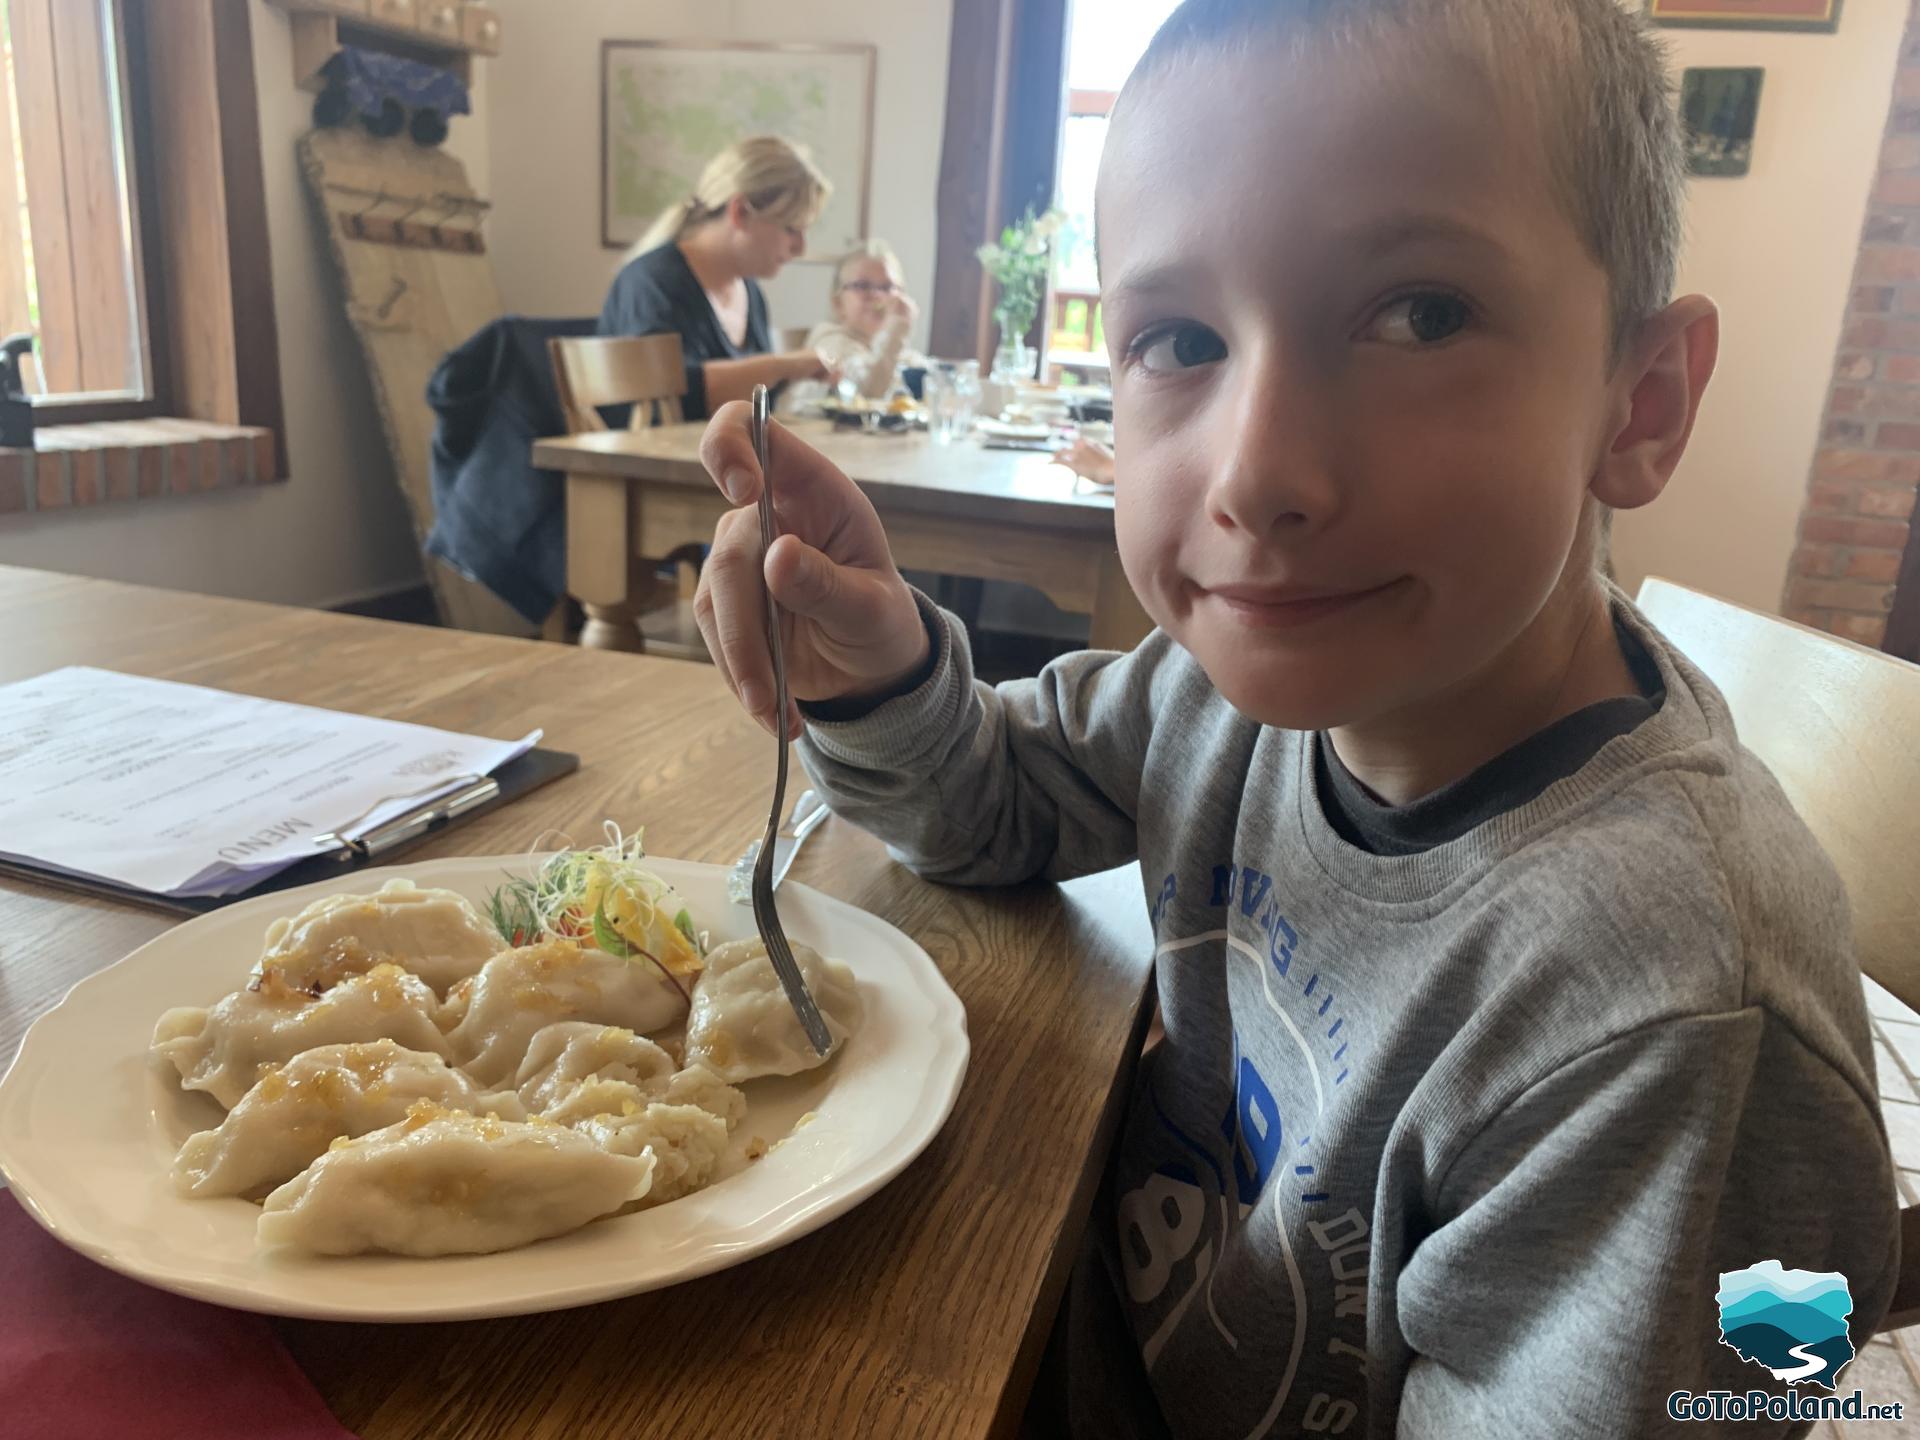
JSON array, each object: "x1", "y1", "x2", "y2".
[{"x1": 0, "y1": 1188, "x2": 353, "y2": 1440}]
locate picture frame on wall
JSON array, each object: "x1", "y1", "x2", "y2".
[
  {"x1": 1680, "y1": 68, "x2": 1764, "y2": 177},
  {"x1": 1645, "y1": 0, "x2": 1841, "y2": 32},
  {"x1": 600, "y1": 40, "x2": 876, "y2": 260}
]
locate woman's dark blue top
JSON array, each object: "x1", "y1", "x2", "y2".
[{"x1": 598, "y1": 243, "x2": 771, "y2": 419}]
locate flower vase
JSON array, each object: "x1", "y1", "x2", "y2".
[{"x1": 992, "y1": 333, "x2": 1034, "y2": 384}]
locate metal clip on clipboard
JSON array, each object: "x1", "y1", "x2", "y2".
[{"x1": 309, "y1": 774, "x2": 502, "y2": 862}]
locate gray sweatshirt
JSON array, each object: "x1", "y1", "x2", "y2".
[{"x1": 797, "y1": 592, "x2": 1901, "y2": 1439}]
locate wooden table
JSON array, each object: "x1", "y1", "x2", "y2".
[
  {"x1": 0, "y1": 565, "x2": 1155, "y2": 1439},
  {"x1": 533, "y1": 420, "x2": 1154, "y2": 654}
]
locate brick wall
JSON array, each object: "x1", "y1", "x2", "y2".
[{"x1": 1785, "y1": 6, "x2": 1920, "y2": 650}]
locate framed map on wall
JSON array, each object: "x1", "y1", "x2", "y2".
[
  {"x1": 1645, "y1": 0, "x2": 1841, "y2": 31},
  {"x1": 600, "y1": 41, "x2": 875, "y2": 258}
]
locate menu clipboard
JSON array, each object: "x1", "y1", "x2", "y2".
[{"x1": 0, "y1": 746, "x2": 579, "y2": 918}]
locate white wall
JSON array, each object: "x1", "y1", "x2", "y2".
[
  {"x1": 1612, "y1": 11, "x2": 1909, "y2": 613},
  {"x1": 0, "y1": 8, "x2": 492, "y2": 609},
  {"x1": 484, "y1": 0, "x2": 951, "y2": 346}
]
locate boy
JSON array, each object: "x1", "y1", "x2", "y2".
[{"x1": 692, "y1": 1, "x2": 1901, "y2": 1434}]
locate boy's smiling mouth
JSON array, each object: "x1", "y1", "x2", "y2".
[{"x1": 1201, "y1": 577, "x2": 1410, "y2": 628}]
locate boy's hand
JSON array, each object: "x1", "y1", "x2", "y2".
[{"x1": 695, "y1": 403, "x2": 930, "y2": 739}]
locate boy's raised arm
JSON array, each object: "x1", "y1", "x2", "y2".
[
  {"x1": 695, "y1": 406, "x2": 1161, "y2": 886},
  {"x1": 799, "y1": 594, "x2": 1167, "y2": 886}
]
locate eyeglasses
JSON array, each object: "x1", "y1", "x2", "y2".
[{"x1": 839, "y1": 281, "x2": 898, "y2": 296}]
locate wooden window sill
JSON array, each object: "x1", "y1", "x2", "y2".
[{"x1": 0, "y1": 419, "x2": 282, "y2": 513}]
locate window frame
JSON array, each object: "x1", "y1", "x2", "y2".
[{"x1": 14, "y1": 0, "x2": 282, "y2": 472}]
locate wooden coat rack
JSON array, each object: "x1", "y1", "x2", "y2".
[{"x1": 326, "y1": 182, "x2": 489, "y2": 254}]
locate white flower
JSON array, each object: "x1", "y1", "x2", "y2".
[{"x1": 975, "y1": 242, "x2": 1000, "y2": 265}]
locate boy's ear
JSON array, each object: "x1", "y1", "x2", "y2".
[{"x1": 1592, "y1": 295, "x2": 1720, "y2": 512}]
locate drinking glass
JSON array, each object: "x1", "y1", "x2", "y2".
[{"x1": 925, "y1": 359, "x2": 981, "y2": 445}]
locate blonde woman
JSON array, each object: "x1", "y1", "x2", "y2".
[{"x1": 599, "y1": 137, "x2": 833, "y2": 418}]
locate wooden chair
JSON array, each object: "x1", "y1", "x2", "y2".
[
  {"x1": 550, "y1": 333, "x2": 689, "y2": 433},
  {"x1": 1635, "y1": 577, "x2": 1920, "y2": 1331},
  {"x1": 547, "y1": 334, "x2": 707, "y2": 657}
]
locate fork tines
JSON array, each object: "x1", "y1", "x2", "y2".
[{"x1": 751, "y1": 885, "x2": 834, "y2": 1055}]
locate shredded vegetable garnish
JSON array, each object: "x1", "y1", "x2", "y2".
[{"x1": 485, "y1": 823, "x2": 708, "y2": 1004}]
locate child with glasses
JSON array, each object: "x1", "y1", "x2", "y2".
[{"x1": 803, "y1": 240, "x2": 928, "y2": 402}]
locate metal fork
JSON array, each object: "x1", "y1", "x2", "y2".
[{"x1": 749, "y1": 384, "x2": 834, "y2": 1056}]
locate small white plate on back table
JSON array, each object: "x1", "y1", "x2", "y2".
[
  {"x1": 0, "y1": 855, "x2": 969, "y2": 1321},
  {"x1": 975, "y1": 417, "x2": 1054, "y2": 443}
]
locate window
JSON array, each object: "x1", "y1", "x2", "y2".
[
  {"x1": 0, "y1": 0, "x2": 147, "y2": 400},
  {"x1": 932, "y1": 0, "x2": 1180, "y2": 370},
  {"x1": 1046, "y1": 0, "x2": 1181, "y2": 381},
  {"x1": 0, "y1": 0, "x2": 282, "y2": 462},
  {"x1": 1046, "y1": 95, "x2": 1109, "y2": 373}
]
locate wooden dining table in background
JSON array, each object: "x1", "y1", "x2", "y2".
[
  {"x1": 533, "y1": 419, "x2": 1154, "y2": 654},
  {"x1": 0, "y1": 565, "x2": 1156, "y2": 1440}
]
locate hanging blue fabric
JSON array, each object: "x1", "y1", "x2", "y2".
[{"x1": 322, "y1": 46, "x2": 472, "y2": 125}]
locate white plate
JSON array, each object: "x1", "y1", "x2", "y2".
[
  {"x1": 976, "y1": 417, "x2": 1054, "y2": 442},
  {"x1": 0, "y1": 855, "x2": 968, "y2": 1321}
]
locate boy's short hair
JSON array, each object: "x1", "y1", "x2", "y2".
[{"x1": 1119, "y1": 0, "x2": 1687, "y2": 350}]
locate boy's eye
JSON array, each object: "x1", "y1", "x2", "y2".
[
  {"x1": 1362, "y1": 292, "x2": 1472, "y2": 346},
  {"x1": 1134, "y1": 323, "x2": 1228, "y2": 374}
]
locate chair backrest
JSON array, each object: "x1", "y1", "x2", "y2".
[
  {"x1": 1636, "y1": 577, "x2": 1920, "y2": 1013},
  {"x1": 549, "y1": 334, "x2": 687, "y2": 433}
]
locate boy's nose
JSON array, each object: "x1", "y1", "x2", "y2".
[{"x1": 1204, "y1": 353, "x2": 1340, "y2": 539}]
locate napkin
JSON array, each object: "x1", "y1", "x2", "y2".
[{"x1": 0, "y1": 1189, "x2": 354, "y2": 1440}]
